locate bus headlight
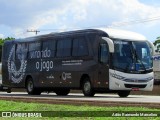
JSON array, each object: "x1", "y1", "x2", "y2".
[
  {"x1": 110, "y1": 73, "x2": 125, "y2": 80},
  {"x1": 145, "y1": 77, "x2": 153, "y2": 81}
]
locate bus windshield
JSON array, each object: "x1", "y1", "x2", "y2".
[{"x1": 112, "y1": 39, "x2": 152, "y2": 73}]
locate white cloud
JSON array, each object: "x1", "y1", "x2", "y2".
[
  {"x1": 0, "y1": 0, "x2": 71, "y2": 27},
  {"x1": 27, "y1": 0, "x2": 89, "y2": 29},
  {"x1": 107, "y1": 0, "x2": 160, "y2": 27},
  {"x1": 1, "y1": 0, "x2": 160, "y2": 40},
  {"x1": 0, "y1": 34, "x2": 4, "y2": 38}
]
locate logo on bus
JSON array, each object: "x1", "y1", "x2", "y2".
[
  {"x1": 62, "y1": 72, "x2": 71, "y2": 80},
  {"x1": 8, "y1": 45, "x2": 27, "y2": 83}
]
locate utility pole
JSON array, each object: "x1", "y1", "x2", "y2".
[{"x1": 27, "y1": 29, "x2": 40, "y2": 35}]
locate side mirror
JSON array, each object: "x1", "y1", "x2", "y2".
[
  {"x1": 102, "y1": 37, "x2": 114, "y2": 53},
  {"x1": 147, "y1": 41, "x2": 155, "y2": 55}
]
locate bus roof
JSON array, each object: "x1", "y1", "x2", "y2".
[
  {"x1": 11, "y1": 28, "x2": 147, "y2": 43},
  {"x1": 96, "y1": 28, "x2": 147, "y2": 41}
]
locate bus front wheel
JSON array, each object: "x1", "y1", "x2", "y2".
[
  {"x1": 26, "y1": 78, "x2": 41, "y2": 95},
  {"x1": 117, "y1": 91, "x2": 130, "y2": 97},
  {"x1": 82, "y1": 78, "x2": 95, "y2": 97}
]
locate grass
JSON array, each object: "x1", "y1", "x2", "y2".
[{"x1": 0, "y1": 100, "x2": 159, "y2": 120}]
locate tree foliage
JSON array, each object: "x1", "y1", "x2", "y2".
[
  {"x1": 0, "y1": 37, "x2": 15, "y2": 46},
  {"x1": 0, "y1": 37, "x2": 15, "y2": 62},
  {"x1": 153, "y1": 37, "x2": 160, "y2": 52}
]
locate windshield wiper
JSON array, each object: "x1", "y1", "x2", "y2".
[
  {"x1": 125, "y1": 43, "x2": 134, "y2": 72},
  {"x1": 132, "y1": 47, "x2": 147, "y2": 73}
]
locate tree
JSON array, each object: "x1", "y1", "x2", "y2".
[
  {"x1": 0, "y1": 37, "x2": 15, "y2": 62},
  {"x1": 153, "y1": 37, "x2": 160, "y2": 52},
  {"x1": 0, "y1": 37, "x2": 15, "y2": 46}
]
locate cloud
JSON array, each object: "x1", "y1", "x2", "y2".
[
  {"x1": 0, "y1": 34, "x2": 4, "y2": 38},
  {"x1": 0, "y1": 0, "x2": 71, "y2": 27},
  {"x1": 110, "y1": 0, "x2": 160, "y2": 27},
  {"x1": 1, "y1": 0, "x2": 160, "y2": 39},
  {"x1": 27, "y1": 0, "x2": 90, "y2": 29},
  {"x1": 1, "y1": 0, "x2": 159, "y2": 28}
]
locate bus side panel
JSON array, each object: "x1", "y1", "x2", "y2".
[
  {"x1": 37, "y1": 58, "x2": 61, "y2": 88},
  {"x1": 60, "y1": 57, "x2": 97, "y2": 88},
  {"x1": 2, "y1": 41, "x2": 28, "y2": 88},
  {"x1": 2, "y1": 42, "x2": 18, "y2": 87},
  {"x1": 36, "y1": 34, "x2": 97, "y2": 89}
]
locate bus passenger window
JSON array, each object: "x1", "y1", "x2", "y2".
[
  {"x1": 28, "y1": 42, "x2": 41, "y2": 59},
  {"x1": 42, "y1": 40, "x2": 56, "y2": 58},
  {"x1": 56, "y1": 39, "x2": 72, "y2": 57},
  {"x1": 72, "y1": 38, "x2": 88, "y2": 56},
  {"x1": 99, "y1": 44, "x2": 109, "y2": 63}
]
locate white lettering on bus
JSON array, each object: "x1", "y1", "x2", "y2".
[
  {"x1": 31, "y1": 48, "x2": 51, "y2": 59},
  {"x1": 30, "y1": 48, "x2": 53, "y2": 71},
  {"x1": 36, "y1": 60, "x2": 53, "y2": 71}
]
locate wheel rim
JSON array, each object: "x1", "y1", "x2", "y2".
[
  {"x1": 28, "y1": 81, "x2": 33, "y2": 92},
  {"x1": 84, "y1": 81, "x2": 91, "y2": 93}
]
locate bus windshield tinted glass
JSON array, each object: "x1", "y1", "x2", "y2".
[{"x1": 112, "y1": 40, "x2": 152, "y2": 73}]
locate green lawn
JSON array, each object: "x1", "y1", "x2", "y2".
[{"x1": 0, "y1": 100, "x2": 159, "y2": 120}]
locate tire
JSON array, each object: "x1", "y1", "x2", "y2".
[
  {"x1": 26, "y1": 78, "x2": 41, "y2": 95},
  {"x1": 82, "y1": 78, "x2": 95, "y2": 97},
  {"x1": 54, "y1": 88, "x2": 70, "y2": 96},
  {"x1": 117, "y1": 91, "x2": 130, "y2": 97},
  {"x1": 7, "y1": 88, "x2": 11, "y2": 93}
]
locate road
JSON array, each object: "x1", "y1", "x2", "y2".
[{"x1": 0, "y1": 92, "x2": 159, "y2": 108}]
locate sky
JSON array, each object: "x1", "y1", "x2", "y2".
[{"x1": 0, "y1": 0, "x2": 160, "y2": 42}]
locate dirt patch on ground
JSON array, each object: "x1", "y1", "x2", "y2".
[{"x1": 0, "y1": 96, "x2": 159, "y2": 109}]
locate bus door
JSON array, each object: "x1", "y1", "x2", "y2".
[{"x1": 98, "y1": 42, "x2": 109, "y2": 88}]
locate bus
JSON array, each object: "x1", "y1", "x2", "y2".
[
  {"x1": 153, "y1": 54, "x2": 160, "y2": 85},
  {"x1": 0, "y1": 63, "x2": 11, "y2": 92},
  {"x1": 2, "y1": 28, "x2": 154, "y2": 97}
]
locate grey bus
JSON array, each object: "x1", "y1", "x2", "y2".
[{"x1": 2, "y1": 28, "x2": 154, "y2": 97}]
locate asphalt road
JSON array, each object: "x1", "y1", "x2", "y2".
[{"x1": 0, "y1": 92, "x2": 159, "y2": 104}]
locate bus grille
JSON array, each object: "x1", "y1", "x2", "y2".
[
  {"x1": 124, "y1": 84, "x2": 147, "y2": 88},
  {"x1": 123, "y1": 79, "x2": 150, "y2": 83}
]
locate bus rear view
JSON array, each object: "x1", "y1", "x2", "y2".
[{"x1": 2, "y1": 28, "x2": 154, "y2": 97}]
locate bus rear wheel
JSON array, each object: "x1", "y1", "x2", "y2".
[
  {"x1": 26, "y1": 78, "x2": 41, "y2": 95},
  {"x1": 82, "y1": 78, "x2": 95, "y2": 97},
  {"x1": 54, "y1": 88, "x2": 70, "y2": 96},
  {"x1": 117, "y1": 91, "x2": 130, "y2": 97}
]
